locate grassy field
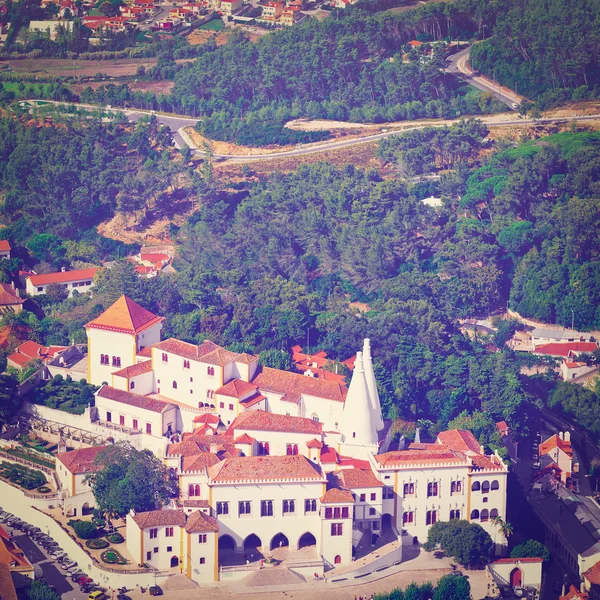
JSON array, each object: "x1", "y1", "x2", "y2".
[
  {"x1": 199, "y1": 18, "x2": 225, "y2": 30},
  {"x1": 2, "y1": 82, "x2": 58, "y2": 98}
]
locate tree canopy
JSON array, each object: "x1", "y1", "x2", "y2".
[
  {"x1": 86, "y1": 442, "x2": 179, "y2": 517},
  {"x1": 423, "y1": 520, "x2": 494, "y2": 566}
]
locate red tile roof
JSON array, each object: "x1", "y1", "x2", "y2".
[
  {"x1": 8, "y1": 341, "x2": 66, "y2": 367},
  {"x1": 209, "y1": 455, "x2": 324, "y2": 484},
  {"x1": 141, "y1": 253, "x2": 169, "y2": 262},
  {"x1": 112, "y1": 360, "x2": 153, "y2": 378},
  {"x1": 154, "y1": 338, "x2": 219, "y2": 361},
  {"x1": 86, "y1": 296, "x2": 163, "y2": 335},
  {"x1": 235, "y1": 353, "x2": 258, "y2": 365},
  {"x1": 201, "y1": 348, "x2": 239, "y2": 367},
  {"x1": 97, "y1": 386, "x2": 174, "y2": 413},
  {"x1": 137, "y1": 346, "x2": 153, "y2": 358},
  {"x1": 437, "y1": 430, "x2": 481, "y2": 454},
  {"x1": 167, "y1": 435, "x2": 236, "y2": 457},
  {"x1": 337, "y1": 468, "x2": 383, "y2": 489},
  {"x1": 540, "y1": 434, "x2": 573, "y2": 458},
  {"x1": 584, "y1": 559, "x2": 600, "y2": 585},
  {"x1": 132, "y1": 509, "x2": 186, "y2": 529},
  {"x1": 534, "y1": 342, "x2": 598, "y2": 357},
  {"x1": 0, "y1": 527, "x2": 32, "y2": 570},
  {"x1": 184, "y1": 511, "x2": 219, "y2": 533},
  {"x1": 0, "y1": 284, "x2": 24, "y2": 307},
  {"x1": 0, "y1": 241, "x2": 11, "y2": 252},
  {"x1": 496, "y1": 421, "x2": 509, "y2": 436},
  {"x1": 307, "y1": 439, "x2": 323, "y2": 449},
  {"x1": 228, "y1": 410, "x2": 323, "y2": 435},
  {"x1": 320, "y1": 488, "x2": 354, "y2": 503},
  {"x1": 375, "y1": 448, "x2": 463, "y2": 467},
  {"x1": 216, "y1": 379, "x2": 257, "y2": 399},
  {"x1": 320, "y1": 444, "x2": 340, "y2": 464},
  {"x1": 239, "y1": 392, "x2": 266, "y2": 408},
  {"x1": 252, "y1": 367, "x2": 347, "y2": 403},
  {"x1": 491, "y1": 557, "x2": 543, "y2": 564},
  {"x1": 561, "y1": 585, "x2": 589, "y2": 600},
  {"x1": 182, "y1": 499, "x2": 210, "y2": 508},
  {"x1": 471, "y1": 455, "x2": 504, "y2": 470},
  {"x1": 57, "y1": 446, "x2": 106, "y2": 474},
  {"x1": 182, "y1": 453, "x2": 222, "y2": 473},
  {"x1": 234, "y1": 433, "x2": 255, "y2": 445},
  {"x1": 0, "y1": 563, "x2": 17, "y2": 600},
  {"x1": 192, "y1": 414, "x2": 221, "y2": 425},
  {"x1": 28, "y1": 268, "x2": 98, "y2": 287}
]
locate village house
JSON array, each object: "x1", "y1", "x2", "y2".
[
  {"x1": 560, "y1": 353, "x2": 599, "y2": 382},
  {"x1": 538, "y1": 432, "x2": 575, "y2": 485},
  {"x1": 0, "y1": 525, "x2": 34, "y2": 589},
  {"x1": 219, "y1": 0, "x2": 242, "y2": 14},
  {"x1": 6, "y1": 340, "x2": 67, "y2": 371},
  {"x1": 25, "y1": 267, "x2": 98, "y2": 297},
  {"x1": 56, "y1": 445, "x2": 106, "y2": 517},
  {"x1": 488, "y1": 557, "x2": 542, "y2": 591},
  {"x1": 0, "y1": 283, "x2": 24, "y2": 314},
  {"x1": 0, "y1": 240, "x2": 11, "y2": 259},
  {"x1": 534, "y1": 341, "x2": 598, "y2": 359},
  {"x1": 261, "y1": 1, "x2": 283, "y2": 20},
  {"x1": 532, "y1": 327, "x2": 596, "y2": 348},
  {"x1": 125, "y1": 509, "x2": 219, "y2": 583}
]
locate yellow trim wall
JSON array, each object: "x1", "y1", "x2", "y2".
[
  {"x1": 139, "y1": 527, "x2": 143, "y2": 565},
  {"x1": 214, "y1": 533, "x2": 218, "y2": 582},
  {"x1": 186, "y1": 532, "x2": 191, "y2": 578},
  {"x1": 86, "y1": 335, "x2": 91, "y2": 384}
]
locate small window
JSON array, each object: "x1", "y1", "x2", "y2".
[
  {"x1": 370, "y1": 493, "x2": 376, "y2": 501},
  {"x1": 331, "y1": 523, "x2": 343, "y2": 536},
  {"x1": 184, "y1": 360, "x2": 190, "y2": 369},
  {"x1": 491, "y1": 480, "x2": 500, "y2": 491},
  {"x1": 217, "y1": 502, "x2": 229, "y2": 515},
  {"x1": 200, "y1": 557, "x2": 206, "y2": 564},
  {"x1": 220, "y1": 402, "x2": 225, "y2": 409},
  {"x1": 130, "y1": 381, "x2": 135, "y2": 389},
  {"x1": 37, "y1": 287, "x2": 43, "y2": 292},
  {"x1": 167, "y1": 546, "x2": 172, "y2": 552},
  {"x1": 198, "y1": 534, "x2": 207, "y2": 543},
  {"x1": 153, "y1": 547, "x2": 158, "y2": 553},
  {"x1": 147, "y1": 551, "x2": 151, "y2": 560},
  {"x1": 173, "y1": 381, "x2": 178, "y2": 389},
  {"x1": 472, "y1": 481, "x2": 481, "y2": 492},
  {"x1": 229, "y1": 404, "x2": 234, "y2": 411},
  {"x1": 369, "y1": 508, "x2": 376, "y2": 516},
  {"x1": 360, "y1": 494, "x2": 366, "y2": 502},
  {"x1": 162, "y1": 353, "x2": 168, "y2": 362}
]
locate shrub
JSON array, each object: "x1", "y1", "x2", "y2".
[
  {"x1": 37, "y1": 486, "x2": 51, "y2": 493},
  {"x1": 86, "y1": 538, "x2": 109, "y2": 549},
  {"x1": 106, "y1": 532, "x2": 124, "y2": 544},
  {"x1": 101, "y1": 548, "x2": 127, "y2": 564},
  {"x1": 70, "y1": 519, "x2": 97, "y2": 540}
]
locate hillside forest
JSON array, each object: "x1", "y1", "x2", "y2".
[{"x1": 1, "y1": 105, "x2": 600, "y2": 444}]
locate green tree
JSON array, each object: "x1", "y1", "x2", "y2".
[
  {"x1": 0, "y1": 373, "x2": 20, "y2": 428},
  {"x1": 86, "y1": 442, "x2": 178, "y2": 518},
  {"x1": 27, "y1": 580, "x2": 61, "y2": 600},
  {"x1": 423, "y1": 520, "x2": 493, "y2": 567},
  {"x1": 70, "y1": 519, "x2": 97, "y2": 539},
  {"x1": 432, "y1": 574, "x2": 471, "y2": 600},
  {"x1": 258, "y1": 349, "x2": 294, "y2": 371},
  {"x1": 510, "y1": 539, "x2": 550, "y2": 561},
  {"x1": 26, "y1": 234, "x2": 65, "y2": 265}
]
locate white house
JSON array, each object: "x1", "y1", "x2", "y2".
[
  {"x1": 488, "y1": 557, "x2": 543, "y2": 591},
  {"x1": 126, "y1": 509, "x2": 219, "y2": 583},
  {"x1": 372, "y1": 429, "x2": 509, "y2": 551},
  {"x1": 26, "y1": 267, "x2": 98, "y2": 298},
  {"x1": 539, "y1": 432, "x2": 574, "y2": 484},
  {"x1": 0, "y1": 240, "x2": 11, "y2": 259},
  {"x1": 86, "y1": 295, "x2": 164, "y2": 386},
  {"x1": 56, "y1": 445, "x2": 106, "y2": 517}
]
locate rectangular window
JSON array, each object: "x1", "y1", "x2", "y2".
[
  {"x1": 162, "y1": 353, "x2": 168, "y2": 362},
  {"x1": 282, "y1": 500, "x2": 295, "y2": 514},
  {"x1": 184, "y1": 360, "x2": 190, "y2": 369},
  {"x1": 370, "y1": 493, "x2": 376, "y2": 501},
  {"x1": 220, "y1": 402, "x2": 225, "y2": 409},
  {"x1": 260, "y1": 500, "x2": 273, "y2": 517},
  {"x1": 427, "y1": 482, "x2": 438, "y2": 498},
  {"x1": 229, "y1": 404, "x2": 234, "y2": 411},
  {"x1": 119, "y1": 415, "x2": 125, "y2": 426},
  {"x1": 106, "y1": 412, "x2": 112, "y2": 423},
  {"x1": 190, "y1": 377, "x2": 193, "y2": 383},
  {"x1": 150, "y1": 528, "x2": 157, "y2": 539},
  {"x1": 333, "y1": 507, "x2": 341, "y2": 519},
  {"x1": 325, "y1": 507, "x2": 332, "y2": 519},
  {"x1": 37, "y1": 287, "x2": 43, "y2": 292},
  {"x1": 403, "y1": 483, "x2": 415, "y2": 496},
  {"x1": 167, "y1": 546, "x2": 172, "y2": 552},
  {"x1": 331, "y1": 523, "x2": 343, "y2": 536},
  {"x1": 216, "y1": 502, "x2": 229, "y2": 516},
  {"x1": 198, "y1": 534, "x2": 207, "y2": 543},
  {"x1": 146, "y1": 423, "x2": 152, "y2": 435},
  {"x1": 239, "y1": 501, "x2": 251, "y2": 516},
  {"x1": 305, "y1": 499, "x2": 317, "y2": 512},
  {"x1": 342, "y1": 507, "x2": 349, "y2": 519},
  {"x1": 153, "y1": 547, "x2": 158, "y2": 553},
  {"x1": 146, "y1": 551, "x2": 151, "y2": 561},
  {"x1": 359, "y1": 494, "x2": 366, "y2": 502},
  {"x1": 133, "y1": 419, "x2": 138, "y2": 430},
  {"x1": 166, "y1": 527, "x2": 174, "y2": 537},
  {"x1": 369, "y1": 507, "x2": 376, "y2": 516},
  {"x1": 200, "y1": 557, "x2": 206, "y2": 564},
  {"x1": 383, "y1": 486, "x2": 394, "y2": 499}
]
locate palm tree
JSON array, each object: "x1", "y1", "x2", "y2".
[{"x1": 491, "y1": 515, "x2": 514, "y2": 539}]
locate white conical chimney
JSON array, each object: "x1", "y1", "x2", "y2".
[
  {"x1": 363, "y1": 339, "x2": 385, "y2": 431},
  {"x1": 339, "y1": 352, "x2": 378, "y2": 448}
]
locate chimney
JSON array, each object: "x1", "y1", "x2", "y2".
[
  {"x1": 559, "y1": 432, "x2": 564, "y2": 440},
  {"x1": 210, "y1": 442, "x2": 218, "y2": 454},
  {"x1": 414, "y1": 427, "x2": 421, "y2": 444},
  {"x1": 61, "y1": 267, "x2": 66, "y2": 272},
  {"x1": 565, "y1": 431, "x2": 571, "y2": 442}
]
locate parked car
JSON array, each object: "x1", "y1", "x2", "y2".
[
  {"x1": 88, "y1": 591, "x2": 107, "y2": 600},
  {"x1": 61, "y1": 561, "x2": 77, "y2": 571},
  {"x1": 70, "y1": 572, "x2": 86, "y2": 582},
  {"x1": 533, "y1": 461, "x2": 541, "y2": 469},
  {"x1": 78, "y1": 577, "x2": 94, "y2": 587},
  {"x1": 149, "y1": 586, "x2": 163, "y2": 596}
]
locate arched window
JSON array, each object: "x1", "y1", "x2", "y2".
[
  {"x1": 450, "y1": 509, "x2": 460, "y2": 520},
  {"x1": 481, "y1": 509, "x2": 489, "y2": 522},
  {"x1": 312, "y1": 413, "x2": 319, "y2": 422},
  {"x1": 207, "y1": 366, "x2": 214, "y2": 376},
  {"x1": 130, "y1": 381, "x2": 135, "y2": 389},
  {"x1": 183, "y1": 360, "x2": 190, "y2": 369},
  {"x1": 451, "y1": 481, "x2": 462, "y2": 494},
  {"x1": 472, "y1": 481, "x2": 481, "y2": 492},
  {"x1": 470, "y1": 509, "x2": 479, "y2": 520},
  {"x1": 173, "y1": 381, "x2": 178, "y2": 389},
  {"x1": 188, "y1": 484, "x2": 194, "y2": 497},
  {"x1": 194, "y1": 484, "x2": 200, "y2": 497},
  {"x1": 162, "y1": 353, "x2": 168, "y2": 362},
  {"x1": 482, "y1": 480, "x2": 490, "y2": 494},
  {"x1": 426, "y1": 510, "x2": 437, "y2": 525},
  {"x1": 403, "y1": 511, "x2": 414, "y2": 524},
  {"x1": 490, "y1": 508, "x2": 499, "y2": 519},
  {"x1": 491, "y1": 480, "x2": 500, "y2": 491}
]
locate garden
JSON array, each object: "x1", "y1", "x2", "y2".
[
  {"x1": 100, "y1": 548, "x2": 128, "y2": 565},
  {"x1": 25, "y1": 375, "x2": 98, "y2": 415},
  {"x1": 68, "y1": 511, "x2": 128, "y2": 563},
  {"x1": 0, "y1": 460, "x2": 48, "y2": 491}
]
